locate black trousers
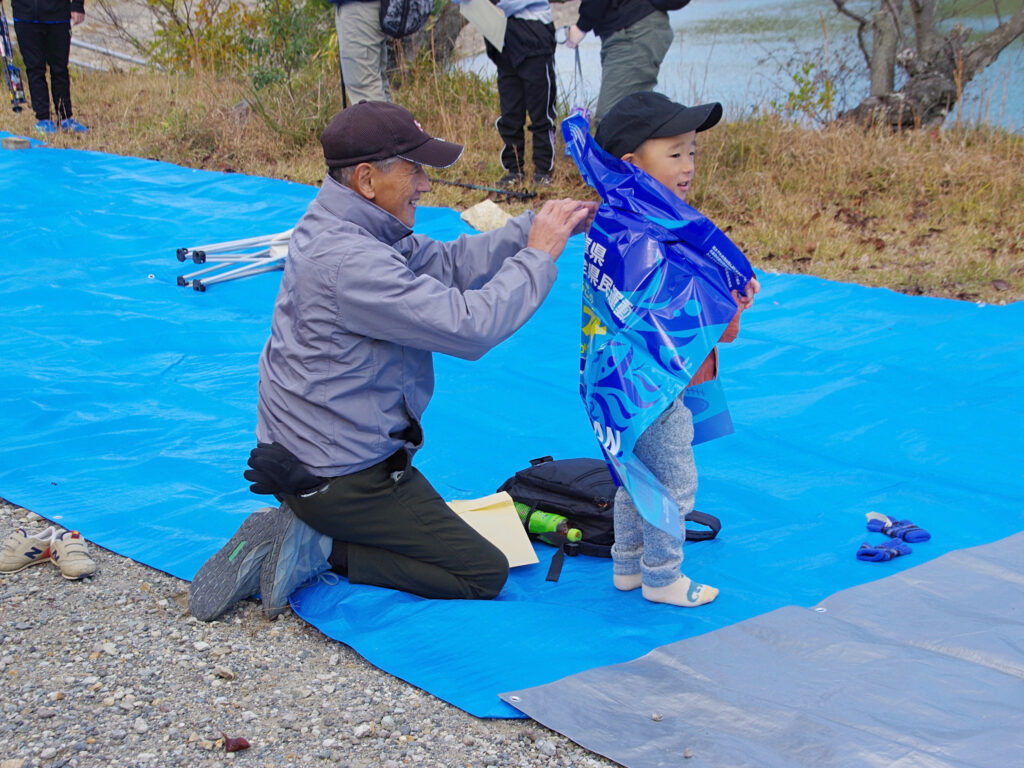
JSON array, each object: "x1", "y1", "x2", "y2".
[
  {"x1": 495, "y1": 53, "x2": 556, "y2": 176},
  {"x1": 13, "y1": 20, "x2": 72, "y2": 121},
  {"x1": 286, "y1": 454, "x2": 509, "y2": 600}
]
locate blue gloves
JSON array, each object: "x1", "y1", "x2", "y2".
[
  {"x1": 856, "y1": 540, "x2": 912, "y2": 562},
  {"x1": 865, "y1": 512, "x2": 931, "y2": 543}
]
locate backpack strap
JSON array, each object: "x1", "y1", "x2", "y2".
[{"x1": 684, "y1": 510, "x2": 721, "y2": 541}]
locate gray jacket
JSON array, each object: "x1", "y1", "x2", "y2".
[{"x1": 256, "y1": 176, "x2": 557, "y2": 477}]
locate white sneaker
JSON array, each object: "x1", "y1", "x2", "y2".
[
  {"x1": 50, "y1": 530, "x2": 98, "y2": 580},
  {"x1": 0, "y1": 526, "x2": 58, "y2": 574}
]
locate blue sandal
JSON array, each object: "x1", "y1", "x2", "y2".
[{"x1": 865, "y1": 512, "x2": 931, "y2": 543}]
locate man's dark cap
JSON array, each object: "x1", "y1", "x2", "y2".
[
  {"x1": 595, "y1": 92, "x2": 723, "y2": 159},
  {"x1": 320, "y1": 101, "x2": 464, "y2": 169}
]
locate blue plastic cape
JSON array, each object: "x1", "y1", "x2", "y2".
[{"x1": 562, "y1": 113, "x2": 755, "y2": 537}]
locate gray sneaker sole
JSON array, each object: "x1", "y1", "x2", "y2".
[{"x1": 189, "y1": 508, "x2": 283, "y2": 621}]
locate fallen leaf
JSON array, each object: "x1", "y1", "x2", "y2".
[
  {"x1": 222, "y1": 733, "x2": 250, "y2": 753},
  {"x1": 991, "y1": 279, "x2": 1011, "y2": 291}
]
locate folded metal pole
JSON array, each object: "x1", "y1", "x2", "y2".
[
  {"x1": 192, "y1": 259, "x2": 283, "y2": 291},
  {"x1": 180, "y1": 229, "x2": 292, "y2": 256},
  {"x1": 179, "y1": 260, "x2": 238, "y2": 284},
  {"x1": 185, "y1": 251, "x2": 272, "y2": 264}
]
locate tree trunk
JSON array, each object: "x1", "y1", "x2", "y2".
[
  {"x1": 841, "y1": 6, "x2": 1024, "y2": 129},
  {"x1": 869, "y1": 1, "x2": 903, "y2": 96}
]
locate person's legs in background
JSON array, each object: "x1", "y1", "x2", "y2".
[
  {"x1": 13, "y1": 21, "x2": 53, "y2": 126},
  {"x1": 494, "y1": 62, "x2": 527, "y2": 185},
  {"x1": 521, "y1": 54, "x2": 556, "y2": 182},
  {"x1": 335, "y1": 1, "x2": 390, "y2": 104},
  {"x1": 594, "y1": 11, "x2": 673, "y2": 123}
]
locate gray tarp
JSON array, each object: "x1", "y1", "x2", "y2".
[{"x1": 501, "y1": 533, "x2": 1024, "y2": 768}]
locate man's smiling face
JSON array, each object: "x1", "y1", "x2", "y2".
[{"x1": 370, "y1": 159, "x2": 432, "y2": 227}]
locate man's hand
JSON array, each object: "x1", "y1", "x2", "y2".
[
  {"x1": 571, "y1": 201, "x2": 599, "y2": 236},
  {"x1": 527, "y1": 199, "x2": 594, "y2": 261},
  {"x1": 244, "y1": 442, "x2": 325, "y2": 496},
  {"x1": 731, "y1": 276, "x2": 760, "y2": 310},
  {"x1": 565, "y1": 25, "x2": 586, "y2": 49},
  {"x1": 71, "y1": 11, "x2": 84, "y2": 25}
]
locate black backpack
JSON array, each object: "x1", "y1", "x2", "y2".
[
  {"x1": 379, "y1": 0, "x2": 432, "y2": 39},
  {"x1": 498, "y1": 456, "x2": 721, "y2": 581}
]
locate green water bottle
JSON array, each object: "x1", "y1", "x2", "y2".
[{"x1": 514, "y1": 503, "x2": 582, "y2": 542}]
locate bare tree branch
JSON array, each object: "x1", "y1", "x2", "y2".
[
  {"x1": 962, "y1": 7, "x2": 1024, "y2": 81},
  {"x1": 832, "y1": 0, "x2": 872, "y2": 68}
]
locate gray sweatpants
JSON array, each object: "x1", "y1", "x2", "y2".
[{"x1": 611, "y1": 395, "x2": 696, "y2": 588}]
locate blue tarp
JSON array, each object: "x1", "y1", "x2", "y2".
[{"x1": 3, "y1": 137, "x2": 1022, "y2": 718}]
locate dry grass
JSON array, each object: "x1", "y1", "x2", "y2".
[
  {"x1": 696, "y1": 119, "x2": 1024, "y2": 303},
  {"x1": 11, "y1": 63, "x2": 1022, "y2": 304}
]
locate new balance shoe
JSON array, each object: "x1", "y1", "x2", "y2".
[
  {"x1": 59, "y1": 118, "x2": 89, "y2": 133},
  {"x1": 50, "y1": 529, "x2": 98, "y2": 580},
  {"x1": 258, "y1": 503, "x2": 331, "y2": 618},
  {"x1": 34, "y1": 120, "x2": 58, "y2": 135},
  {"x1": 189, "y1": 507, "x2": 287, "y2": 621},
  {"x1": 0, "y1": 526, "x2": 57, "y2": 574}
]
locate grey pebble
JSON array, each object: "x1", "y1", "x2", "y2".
[{"x1": 0, "y1": 498, "x2": 618, "y2": 768}]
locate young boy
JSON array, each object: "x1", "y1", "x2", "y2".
[
  {"x1": 591, "y1": 91, "x2": 759, "y2": 607},
  {"x1": 467, "y1": 0, "x2": 557, "y2": 187}
]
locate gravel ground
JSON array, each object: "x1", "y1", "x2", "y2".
[{"x1": 0, "y1": 499, "x2": 618, "y2": 768}]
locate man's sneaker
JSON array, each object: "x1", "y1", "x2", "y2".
[
  {"x1": 0, "y1": 526, "x2": 57, "y2": 574},
  {"x1": 496, "y1": 172, "x2": 524, "y2": 189},
  {"x1": 259, "y1": 503, "x2": 331, "y2": 618},
  {"x1": 50, "y1": 529, "x2": 98, "y2": 580},
  {"x1": 532, "y1": 172, "x2": 552, "y2": 187},
  {"x1": 188, "y1": 507, "x2": 287, "y2": 621},
  {"x1": 34, "y1": 120, "x2": 58, "y2": 135},
  {"x1": 59, "y1": 118, "x2": 89, "y2": 133}
]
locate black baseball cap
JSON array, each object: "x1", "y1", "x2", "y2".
[
  {"x1": 595, "y1": 92, "x2": 723, "y2": 159},
  {"x1": 320, "y1": 101, "x2": 464, "y2": 169}
]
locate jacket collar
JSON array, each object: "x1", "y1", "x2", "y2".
[{"x1": 315, "y1": 174, "x2": 413, "y2": 246}]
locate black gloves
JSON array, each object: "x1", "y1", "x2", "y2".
[{"x1": 244, "y1": 442, "x2": 325, "y2": 496}]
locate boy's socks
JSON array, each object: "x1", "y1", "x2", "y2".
[
  {"x1": 642, "y1": 575, "x2": 718, "y2": 607},
  {"x1": 613, "y1": 572, "x2": 642, "y2": 591}
]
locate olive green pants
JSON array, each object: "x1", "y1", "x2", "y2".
[{"x1": 595, "y1": 11, "x2": 674, "y2": 122}]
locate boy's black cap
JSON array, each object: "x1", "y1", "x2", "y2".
[
  {"x1": 595, "y1": 92, "x2": 723, "y2": 159},
  {"x1": 321, "y1": 101, "x2": 464, "y2": 169}
]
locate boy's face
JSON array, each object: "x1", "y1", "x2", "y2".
[{"x1": 622, "y1": 131, "x2": 698, "y2": 201}]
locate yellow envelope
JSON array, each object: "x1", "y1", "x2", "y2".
[{"x1": 447, "y1": 491, "x2": 539, "y2": 568}]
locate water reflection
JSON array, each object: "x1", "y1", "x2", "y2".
[{"x1": 458, "y1": 0, "x2": 1023, "y2": 131}]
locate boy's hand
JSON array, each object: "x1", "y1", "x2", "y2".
[
  {"x1": 565, "y1": 25, "x2": 586, "y2": 49},
  {"x1": 527, "y1": 199, "x2": 593, "y2": 261},
  {"x1": 731, "y1": 276, "x2": 760, "y2": 310},
  {"x1": 71, "y1": 11, "x2": 85, "y2": 25}
]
